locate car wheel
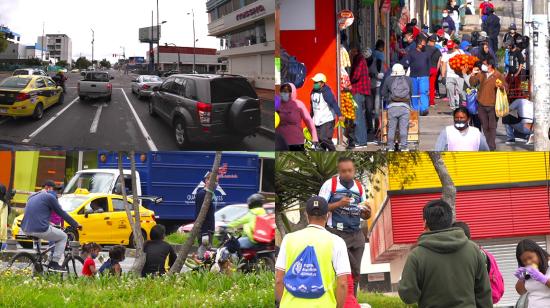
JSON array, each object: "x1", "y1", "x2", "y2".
[
  {"x1": 174, "y1": 118, "x2": 188, "y2": 149},
  {"x1": 32, "y1": 103, "x2": 44, "y2": 120},
  {"x1": 79, "y1": 95, "x2": 85, "y2": 101},
  {"x1": 106, "y1": 95, "x2": 111, "y2": 102},
  {"x1": 148, "y1": 100, "x2": 157, "y2": 117}
]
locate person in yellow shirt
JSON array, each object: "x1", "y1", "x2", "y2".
[
  {"x1": 275, "y1": 196, "x2": 351, "y2": 308},
  {"x1": 227, "y1": 193, "x2": 266, "y2": 249}
]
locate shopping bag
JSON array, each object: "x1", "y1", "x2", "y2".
[
  {"x1": 466, "y1": 88, "x2": 478, "y2": 115},
  {"x1": 495, "y1": 88, "x2": 509, "y2": 117},
  {"x1": 283, "y1": 246, "x2": 325, "y2": 299}
]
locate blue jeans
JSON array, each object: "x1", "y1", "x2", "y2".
[
  {"x1": 411, "y1": 76, "x2": 429, "y2": 112},
  {"x1": 505, "y1": 123, "x2": 531, "y2": 139},
  {"x1": 353, "y1": 93, "x2": 368, "y2": 145},
  {"x1": 238, "y1": 237, "x2": 254, "y2": 249}
]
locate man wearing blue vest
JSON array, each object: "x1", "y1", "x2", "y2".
[
  {"x1": 319, "y1": 157, "x2": 372, "y2": 296},
  {"x1": 275, "y1": 196, "x2": 350, "y2": 307}
]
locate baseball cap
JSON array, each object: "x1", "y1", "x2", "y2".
[
  {"x1": 509, "y1": 23, "x2": 517, "y2": 30},
  {"x1": 428, "y1": 34, "x2": 438, "y2": 42},
  {"x1": 311, "y1": 73, "x2": 327, "y2": 83},
  {"x1": 306, "y1": 196, "x2": 329, "y2": 216},
  {"x1": 437, "y1": 29, "x2": 445, "y2": 36},
  {"x1": 446, "y1": 40, "x2": 456, "y2": 49}
]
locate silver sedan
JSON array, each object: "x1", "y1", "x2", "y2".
[{"x1": 131, "y1": 75, "x2": 163, "y2": 99}]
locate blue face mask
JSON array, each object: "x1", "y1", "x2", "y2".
[
  {"x1": 280, "y1": 92, "x2": 290, "y2": 102},
  {"x1": 47, "y1": 190, "x2": 57, "y2": 198},
  {"x1": 91, "y1": 253, "x2": 98, "y2": 259}
]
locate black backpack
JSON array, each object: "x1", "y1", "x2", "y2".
[{"x1": 281, "y1": 49, "x2": 307, "y2": 89}]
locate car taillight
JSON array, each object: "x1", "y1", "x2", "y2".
[
  {"x1": 151, "y1": 214, "x2": 155, "y2": 221},
  {"x1": 77, "y1": 83, "x2": 80, "y2": 92},
  {"x1": 197, "y1": 102, "x2": 212, "y2": 125},
  {"x1": 15, "y1": 93, "x2": 30, "y2": 101},
  {"x1": 142, "y1": 84, "x2": 150, "y2": 90},
  {"x1": 107, "y1": 83, "x2": 112, "y2": 90}
]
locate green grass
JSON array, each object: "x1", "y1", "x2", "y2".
[
  {"x1": 358, "y1": 292, "x2": 417, "y2": 308},
  {"x1": 0, "y1": 270, "x2": 274, "y2": 307},
  {"x1": 165, "y1": 232, "x2": 221, "y2": 247}
]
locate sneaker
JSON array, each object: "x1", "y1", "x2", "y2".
[
  {"x1": 47, "y1": 261, "x2": 67, "y2": 272},
  {"x1": 505, "y1": 139, "x2": 516, "y2": 145},
  {"x1": 400, "y1": 147, "x2": 410, "y2": 152},
  {"x1": 526, "y1": 134, "x2": 534, "y2": 145},
  {"x1": 346, "y1": 144, "x2": 356, "y2": 150}
]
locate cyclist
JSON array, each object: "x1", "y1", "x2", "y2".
[
  {"x1": 227, "y1": 193, "x2": 267, "y2": 249},
  {"x1": 52, "y1": 70, "x2": 67, "y2": 92},
  {"x1": 20, "y1": 180, "x2": 81, "y2": 272}
]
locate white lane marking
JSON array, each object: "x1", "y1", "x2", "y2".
[
  {"x1": 89, "y1": 104, "x2": 104, "y2": 133},
  {"x1": 120, "y1": 88, "x2": 158, "y2": 151},
  {"x1": 22, "y1": 97, "x2": 80, "y2": 142}
]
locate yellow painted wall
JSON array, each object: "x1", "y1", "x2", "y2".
[
  {"x1": 389, "y1": 152, "x2": 550, "y2": 191},
  {"x1": 13, "y1": 151, "x2": 39, "y2": 204},
  {"x1": 366, "y1": 167, "x2": 389, "y2": 230}
]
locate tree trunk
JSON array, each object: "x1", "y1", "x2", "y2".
[
  {"x1": 428, "y1": 152, "x2": 457, "y2": 221},
  {"x1": 168, "y1": 151, "x2": 222, "y2": 275},
  {"x1": 296, "y1": 207, "x2": 308, "y2": 231},
  {"x1": 129, "y1": 152, "x2": 146, "y2": 274},
  {"x1": 275, "y1": 212, "x2": 287, "y2": 238}
]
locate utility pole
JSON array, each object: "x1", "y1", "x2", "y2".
[
  {"x1": 150, "y1": 10, "x2": 154, "y2": 73},
  {"x1": 41, "y1": 22, "x2": 45, "y2": 61},
  {"x1": 91, "y1": 29, "x2": 95, "y2": 70},
  {"x1": 157, "y1": 0, "x2": 160, "y2": 71},
  {"x1": 529, "y1": 0, "x2": 550, "y2": 150},
  {"x1": 188, "y1": 9, "x2": 196, "y2": 73}
]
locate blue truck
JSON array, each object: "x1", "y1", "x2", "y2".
[{"x1": 75, "y1": 151, "x2": 260, "y2": 231}]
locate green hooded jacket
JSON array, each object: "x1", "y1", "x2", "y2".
[{"x1": 398, "y1": 227, "x2": 493, "y2": 308}]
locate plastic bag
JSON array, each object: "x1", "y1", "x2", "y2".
[
  {"x1": 495, "y1": 88, "x2": 509, "y2": 117},
  {"x1": 283, "y1": 246, "x2": 325, "y2": 299},
  {"x1": 466, "y1": 88, "x2": 478, "y2": 115}
]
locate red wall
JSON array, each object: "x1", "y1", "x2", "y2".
[
  {"x1": 280, "y1": 0, "x2": 337, "y2": 109},
  {"x1": 390, "y1": 186, "x2": 550, "y2": 244},
  {"x1": 0, "y1": 151, "x2": 12, "y2": 188}
]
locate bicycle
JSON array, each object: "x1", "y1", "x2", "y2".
[{"x1": 8, "y1": 226, "x2": 84, "y2": 278}]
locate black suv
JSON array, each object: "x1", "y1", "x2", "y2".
[{"x1": 149, "y1": 74, "x2": 261, "y2": 148}]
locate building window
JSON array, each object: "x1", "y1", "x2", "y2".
[
  {"x1": 232, "y1": 0, "x2": 241, "y2": 11},
  {"x1": 55, "y1": 39, "x2": 61, "y2": 43},
  {"x1": 244, "y1": 0, "x2": 257, "y2": 5},
  {"x1": 226, "y1": 20, "x2": 266, "y2": 48}
]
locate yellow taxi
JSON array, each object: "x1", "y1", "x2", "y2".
[
  {"x1": 0, "y1": 75, "x2": 64, "y2": 120},
  {"x1": 12, "y1": 190, "x2": 157, "y2": 248}
]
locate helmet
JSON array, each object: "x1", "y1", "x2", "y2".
[
  {"x1": 247, "y1": 193, "x2": 265, "y2": 209},
  {"x1": 509, "y1": 23, "x2": 517, "y2": 30}
]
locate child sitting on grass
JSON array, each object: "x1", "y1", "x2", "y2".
[
  {"x1": 99, "y1": 245, "x2": 126, "y2": 276},
  {"x1": 82, "y1": 242, "x2": 102, "y2": 277}
]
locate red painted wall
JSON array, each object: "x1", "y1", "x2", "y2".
[
  {"x1": 280, "y1": 0, "x2": 337, "y2": 110},
  {"x1": 0, "y1": 151, "x2": 12, "y2": 188},
  {"x1": 390, "y1": 186, "x2": 550, "y2": 244}
]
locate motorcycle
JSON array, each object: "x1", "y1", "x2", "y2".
[{"x1": 217, "y1": 227, "x2": 275, "y2": 273}]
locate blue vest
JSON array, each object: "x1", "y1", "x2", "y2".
[{"x1": 328, "y1": 183, "x2": 362, "y2": 233}]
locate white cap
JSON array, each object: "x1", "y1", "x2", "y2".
[
  {"x1": 391, "y1": 64, "x2": 406, "y2": 76},
  {"x1": 311, "y1": 73, "x2": 327, "y2": 83}
]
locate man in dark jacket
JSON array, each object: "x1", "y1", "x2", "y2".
[
  {"x1": 194, "y1": 172, "x2": 218, "y2": 255},
  {"x1": 398, "y1": 199, "x2": 492, "y2": 307},
  {"x1": 21, "y1": 180, "x2": 81, "y2": 272},
  {"x1": 482, "y1": 7, "x2": 501, "y2": 53}
]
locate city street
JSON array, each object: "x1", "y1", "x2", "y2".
[{"x1": 0, "y1": 71, "x2": 274, "y2": 151}]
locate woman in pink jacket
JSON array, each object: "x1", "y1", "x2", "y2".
[{"x1": 276, "y1": 83, "x2": 318, "y2": 151}]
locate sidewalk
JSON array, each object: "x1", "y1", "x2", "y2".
[{"x1": 256, "y1": 88, "x2": 275, "y2": 136}]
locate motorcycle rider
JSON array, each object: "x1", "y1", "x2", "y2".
[
  {"x1": 52, "y1": 70, "x2": 67, "y2": 92},
  {"x1": 227, "y1": 193, "x2": 267, "y2": 249},
  {"x1": 20, "y1": 180, "x2": 81, "y2": 272}
]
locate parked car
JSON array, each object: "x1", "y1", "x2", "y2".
[
  {"x1": 12, "y1": 68, "x2": 48, "y2": 77},
  {"x1": 80, "y1": 70, "x2": 87, "y2": 76},
  {"x1": 148, "y1": 74, "x2": 261, "y2": 148},
  {"x1": 131, "y1": 75, "x2": 163, "y2": 99},
  {"x1": 78, "y1": 71, "x2": 113, "y2": 102},
  {"x1": 178, "y1": 202, "x2": 275, "y2": 233},
  {"x1": 12, "y1": 191, "x2": 157, "y2": 248},
  {"x1": 71, "y1": 68, "x2": 80, "y2": 73},
  {"x1": 0, "y1": 75, "x2": 64, "y2": 120},
  {"x1": 161, "y1": 70, "x2": 180, "y2": 77}
]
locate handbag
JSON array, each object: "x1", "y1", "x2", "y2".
[
  {"x1": 495, "y1": 88, "x2": 509, "y2": 117},
  {"x1": 466, "y1": 88, "x2": 478, "y2": 115}
]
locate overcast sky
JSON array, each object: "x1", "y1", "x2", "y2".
[{"x1": 0, "y1": 0, "x2": 219, "y2": 62}]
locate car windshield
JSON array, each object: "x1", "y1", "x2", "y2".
[
  {"x1": 63, "y1": 172, "x2": 114, "y2": 194},
  {"x1": 0, "y1": 77, "x2": 31, "y2": 89},
  {"x1": 215, "y1": 205, "x2": 248, "y2": 222},
  {"x1": 86, "y1": 72, "x2": 109, "y2": 82},
  {"x1": 210, "y1": 78, "x2": 257, "y2": 103},
  {"x1": 58, "y1": 196, "x2": 89, "y2": 212},
  {"x1": 142, "y1": 76, "x2": 161, "y2": 82},
  {"x1": 13, "y1": 70, "x2": 30, "y2": 76}
]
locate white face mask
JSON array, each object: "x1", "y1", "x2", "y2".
[
  {"x1": 510, "y1": 30, "x2": 516, "y2": 34},
  {"x1": 280, "y1": 92, "x2": 290, "y2": 102},
  {"x1": 442, "y1": 13, "x2": 448, "y2": 17},
  {"x1": 481, "y1": 64, "x2": 488, "y2": 72}
]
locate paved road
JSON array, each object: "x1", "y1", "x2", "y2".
[{"x1": 0, "y1": 71, "x2": 274, "y2": 151}]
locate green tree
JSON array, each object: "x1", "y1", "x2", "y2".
[
  {"x1": 0, "y1": 34, "x2": 8, "y2": 53},
  {"x1": 75, "y1": 57, "x2": 91, "y2": 69},
  {"x1": 99, "y1": 58, "x2": 111, "y2": 69},
  {"x1": 56, "y1": 60, "x2": 68, "y2": 68},
  {"x1": 24, "y1": 58, "x2": 42, "y2": 66}
]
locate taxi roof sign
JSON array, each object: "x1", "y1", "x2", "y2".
[{"x1": 74, "y1": 188, "x2": 90, "y2": 195}]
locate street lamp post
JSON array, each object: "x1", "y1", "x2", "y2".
[
  {"x1": 166, "y1": 43, "x2": 180, "y2": 72},
  {"x1": 91, "y1": 28, "x2": 94, "y2": 70},
  {"x1": 187, "y1": 10, "x2": 196, "y2": 73}
]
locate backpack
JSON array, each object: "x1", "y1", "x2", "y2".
[
  {"x1": 281, "y1": 49, "x2": 307, "y2": 89},
  {"x1": 331, "y1": 176, "x2": 363, "y2": 197},
  {"x1": 283, "y1": 246, "x2": 325, "y2": 299},
  {"x1": 253, "y1": 213, "x2": 275, "y2": 244},
  {"x1": 389, "y1": 76, "x2": 410, "y2": 102},
  {"x1": 481, "y1": 248, "x2": 505, "y2": 304}
]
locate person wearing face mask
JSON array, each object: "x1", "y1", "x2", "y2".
[
  {"x1": 481, "y1": 7, "x2": 500, "y2": 54},
  {"x1": 505, "y1": 42, "x2": 525, "y2": 91},
  {"x1": 435, "y1": 106, "x2": 489, "y2": 151},
  {"x1": 441, "y1": 10, "x2": 456, "y2": 36},
  {"x1": 82, "y1": 242, "x2": 102, "y2": 277},
  {"x1": 503, "y1": 24, "x2": 521, "y2": 48},
  {"x1": 514, "y1": 239, "x2": 550, "y2": 308},
  {"x1": 310, "y1": 73, "x2": 342, "y2": 151},
  {"x1": 472, "y1": 41, "x2": 497, "y2": 65},
  {"x1": 469, "y1": 58, "x2": 508, "y2": 151},
  {"x1": 276, "y1": 83, "x2": 318, "y2": 151},
  {"x1": 20, "y1": 180, "x2": 81, "y2": 272},
  {"x1": 349, "y1": 45, "x2": 373, "y2": 147},
  {"x1": 427, "y1": 35, "x2": 443, "y2": 105},
  {"x1": 480, "y1": 0, "x2": 495, "y2": 20},
  {"x1": 441, "y1": 40, "x2": 466, "y2": 109},
  {"x1": 403, "y1": 36, "x2": 431, "y2": 116},
  {"x1": 446, "y1": 0, "x2": 461, "y2": 34}
]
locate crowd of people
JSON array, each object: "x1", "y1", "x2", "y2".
[{"x1": 276, "y1": 0, "x2": 534, "y2": 151}]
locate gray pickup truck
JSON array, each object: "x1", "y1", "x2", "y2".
[{"x1": 78, "y1": 71, "x2": 114, "y2": 102}]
